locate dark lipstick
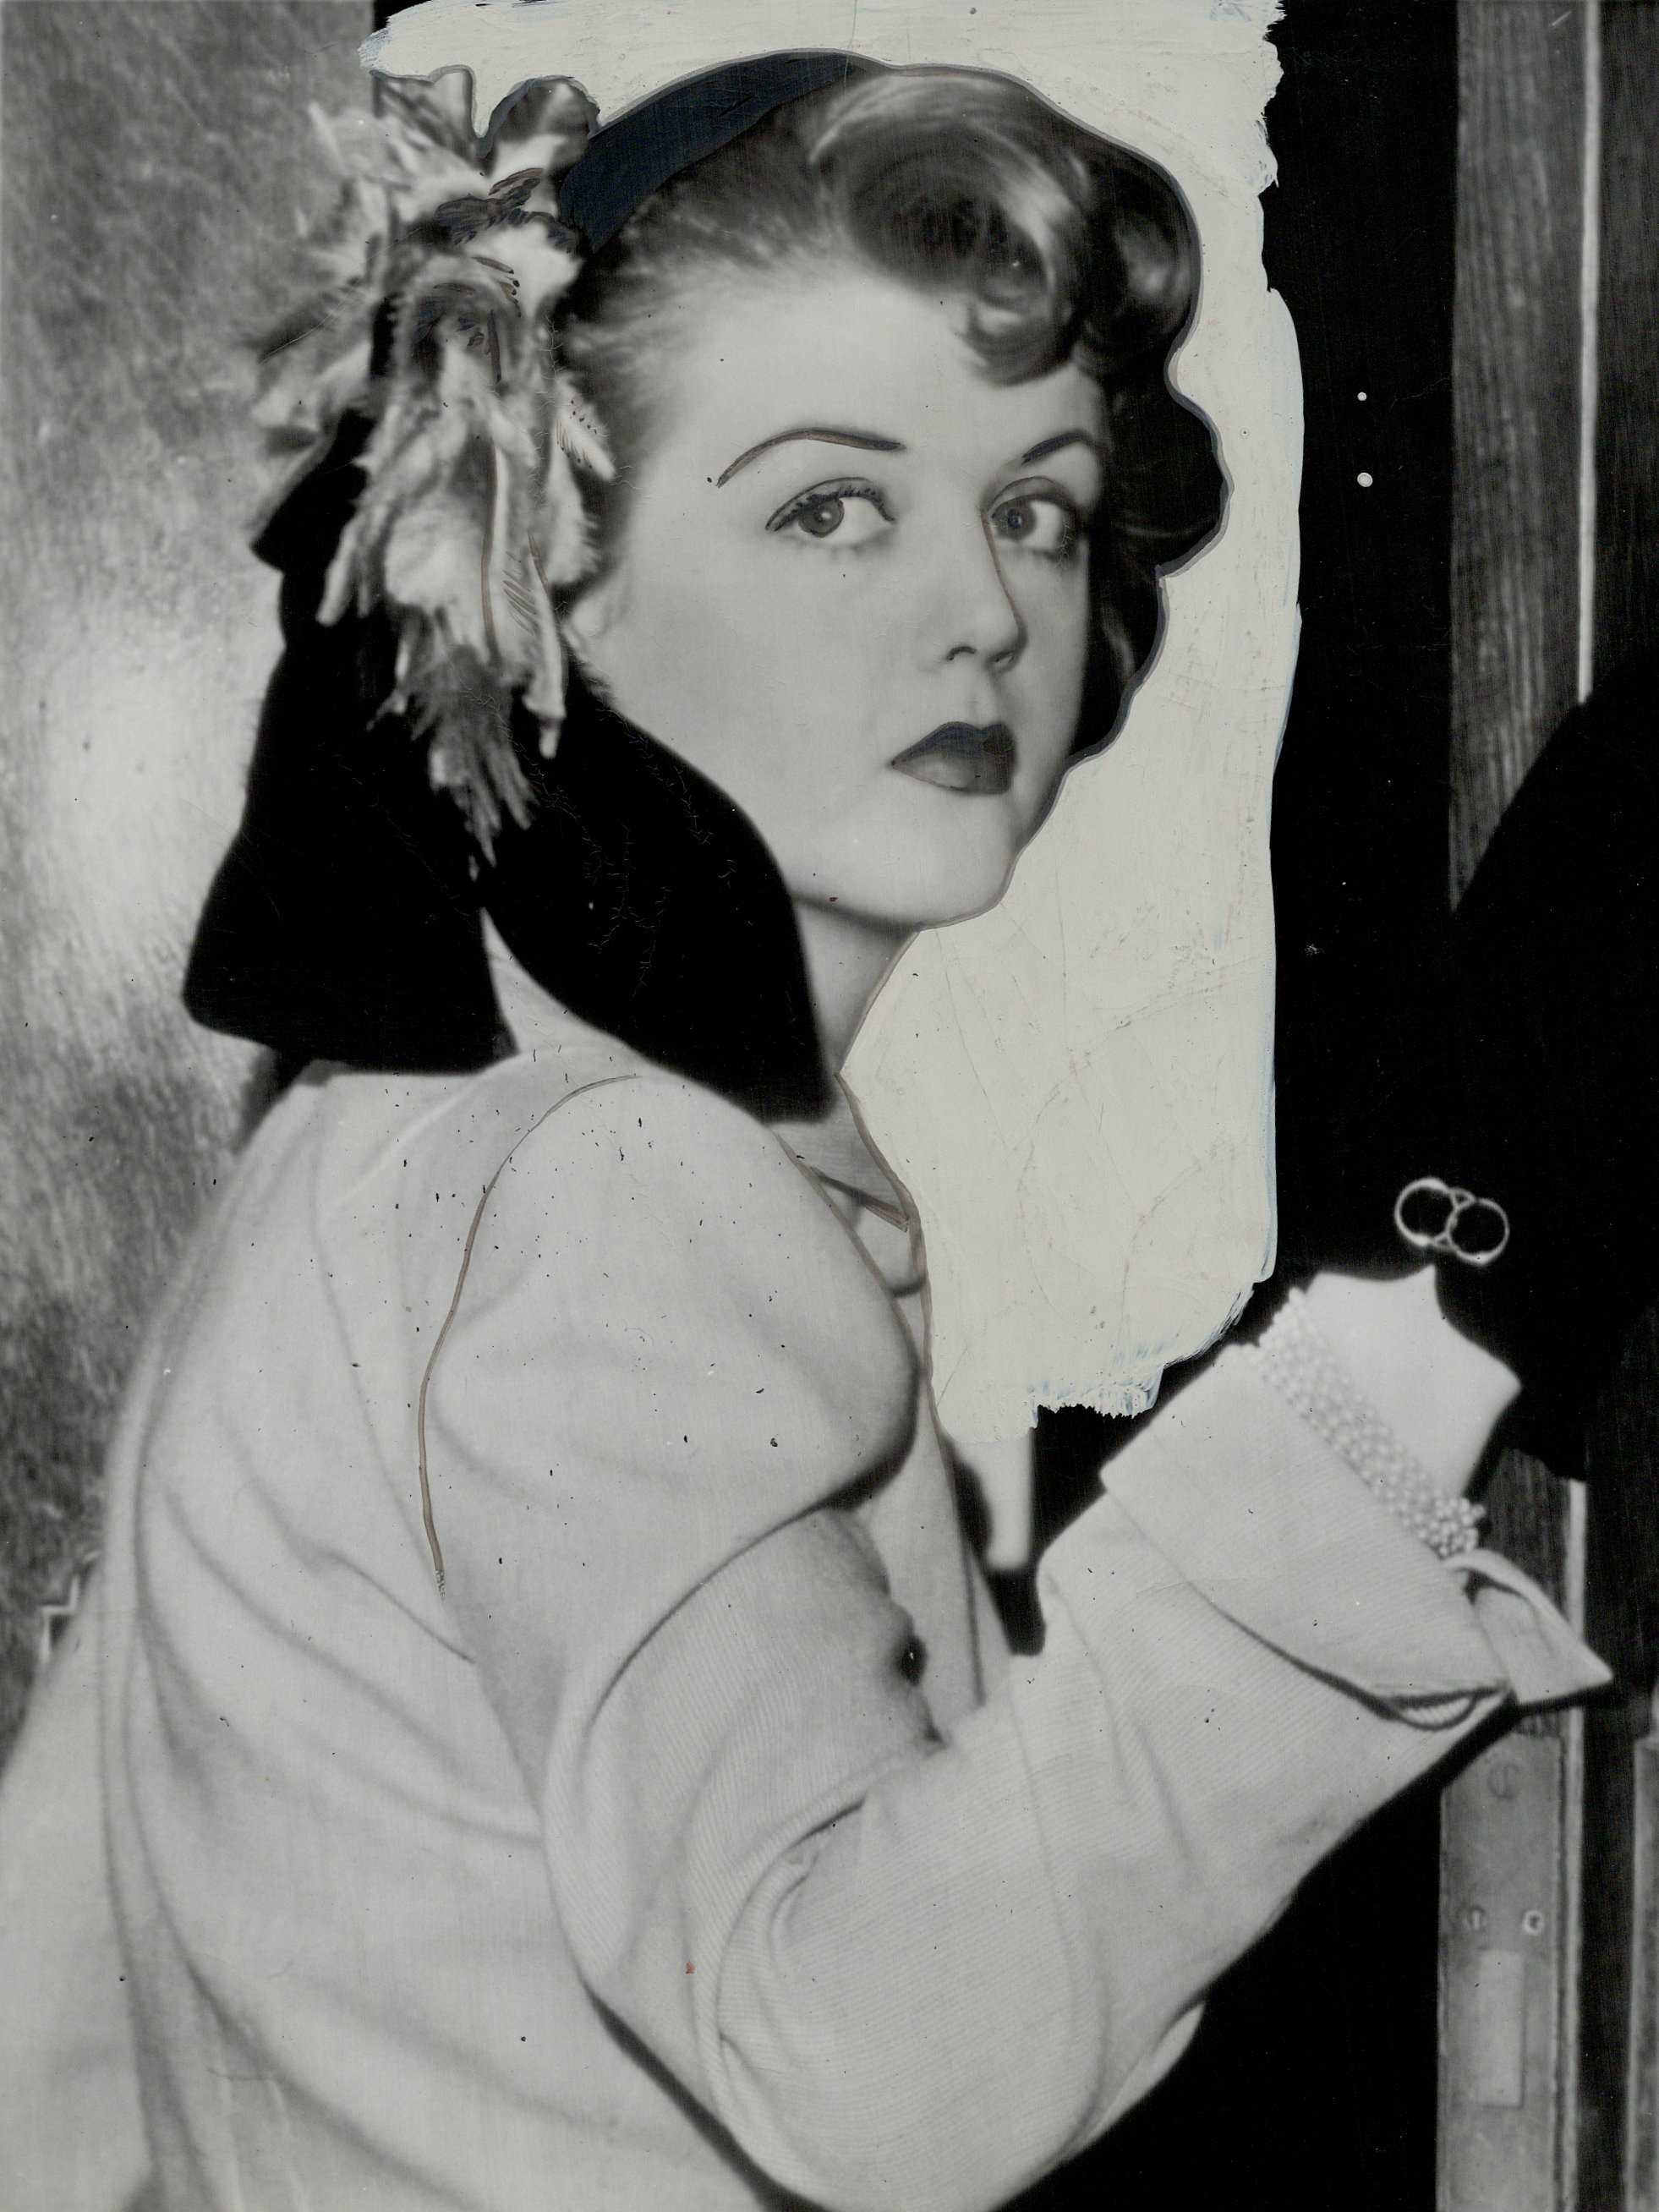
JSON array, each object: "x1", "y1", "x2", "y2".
[{"x1": 889, "y1": 722, "x2": 1016, "y2": 797}]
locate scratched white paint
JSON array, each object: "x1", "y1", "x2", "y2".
[{"x1": 371, "y1": 0, "x2": 1299, "y2": 1443}]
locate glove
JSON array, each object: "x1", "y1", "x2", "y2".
[{"x1": 1284, "y1": 649, "x2": 1659, "y2": 1478}]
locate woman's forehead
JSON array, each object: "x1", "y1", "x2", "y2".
[{"x1": 649, "y1": 267, "x2": 1103, "y2": 481}]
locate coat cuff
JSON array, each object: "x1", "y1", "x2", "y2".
[
  {"x1": 1103, "y1": 1347, "x2": 1609, "y2": 1717},
  {"x1": 1454, "y1": 1550, "x2": 1611, "y2": 1706}
]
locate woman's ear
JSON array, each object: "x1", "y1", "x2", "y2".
[{"x1": 558, "y1": 567, "x2": 622, "y2": 669}]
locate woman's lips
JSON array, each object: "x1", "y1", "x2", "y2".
[{"x1": 889, "y1": 723, "x2": 1017, "y2": 797}]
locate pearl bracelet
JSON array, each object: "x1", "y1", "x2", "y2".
[{"x1": 1246, "y1": 1289, "x2": 1486, "y2": 1561}]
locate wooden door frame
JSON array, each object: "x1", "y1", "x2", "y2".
[{"x1": 1443, "y1": 5, "x2": 1659, "y2": 2207}]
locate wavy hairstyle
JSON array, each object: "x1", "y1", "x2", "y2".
[{"x1": 557, "y1": 67, "x2": 1226, "y2": 747}]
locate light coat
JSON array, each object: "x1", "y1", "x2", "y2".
[{"x1": 0, "y1": 941, "x2": 1604, "y2": 2212}]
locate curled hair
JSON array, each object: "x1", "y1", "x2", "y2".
[{"x1": 557, "y1": 67, "x2": 1225, "y2": 744}]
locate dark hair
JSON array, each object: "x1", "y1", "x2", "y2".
[{"x1": 556, "y1": 66, "x2": 1226, "y2": 745}]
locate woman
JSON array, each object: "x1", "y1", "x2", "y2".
[{"x1": 0, "y1": 46, "x2": 1621, "y2": 2212}]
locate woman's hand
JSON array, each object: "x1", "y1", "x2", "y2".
[{"x1": 1300, "y1": 1267, "x2": 1520, "y2": 1500}]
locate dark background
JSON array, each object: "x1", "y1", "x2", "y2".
[{"x1": 1016, "y1": 4, "x2": 1460, "y2": 2204}]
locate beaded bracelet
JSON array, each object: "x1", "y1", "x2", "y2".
[{"x1": 1246, "y1": 1289, "x2": 1486, "y2": 1561}]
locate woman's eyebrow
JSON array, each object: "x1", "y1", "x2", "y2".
[
  {"x1": 716, "y1": 427, "x2": 904, "y2": 487},
  {"x1": 1019, "y1": 430, "x2": 1103, "y2": 467}
]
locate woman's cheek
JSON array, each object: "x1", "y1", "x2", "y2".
[
  {"x1": 727, "y1": 558, "x2": 868, "y2": 674},
  {"x1": 1019, "y1": 579, "x2": 1092, "y2": 711}
]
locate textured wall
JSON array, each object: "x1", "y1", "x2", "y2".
[{"x1": 0, "y1": 0, "x2": 372, "y2": 1750}]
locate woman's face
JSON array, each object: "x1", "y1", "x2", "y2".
[{"x1": 562, "y1": 266, "x2": 1105, "y2": 935}]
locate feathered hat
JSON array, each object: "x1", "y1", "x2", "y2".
[
  {"x1": 184, "y1": 30, "x2": 873, "y2": 1076},
  {"x1": 250, "y1": 41, "x2": 872, "y2": 855},
  {"x1": 254, "y1": 70, "x2": 594, "y2": 857}
]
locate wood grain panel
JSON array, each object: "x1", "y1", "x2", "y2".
[
  {"x1": 1582, "y1": 10, "x2": 1659, "y2": 2208},
  {"x1": 1594, "y1": 0, "x2": 1659, "y2": 677},
  {"x1": 1444, "y1": 8, "x2": 1588, "y2": 2205},
  {"x1": 1582, "y1": 1307, "x2": 1659, "y2": 2204},
  {"x1": 1449, "y1": 0, "x2": 1586, "y2": 895},
  {"x1": 1453, "y1": 4, "x2": 1659, "y2": 2188}
]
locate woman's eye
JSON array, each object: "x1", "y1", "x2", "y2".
[
  {"x1": 768, "y1": 483, "x2": 894, "y2": 547},
  {"x1": 989, "y1": 492, "x2": 1079, "y2": 560}
]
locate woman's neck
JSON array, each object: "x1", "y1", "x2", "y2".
[{"x1": 794, "y1": 901, "x2": 911, "y2": 1073}]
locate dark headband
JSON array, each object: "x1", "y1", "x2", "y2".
[{"x1": 556, "y1": 49, "x2": 878, "y2": 252}]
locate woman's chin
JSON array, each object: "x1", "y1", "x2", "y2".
[
  {"x1": 895, "y1": 822, "x2": 1028, "y2": 927},
  {"x1": 824, "y1": 851, "x2": 1023, "y2": 936},
  {"x1": 778, "y1": 787, "x2": 1040, "y2": 937}
]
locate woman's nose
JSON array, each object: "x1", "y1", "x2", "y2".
[{"x1": 928, "y1": 517, "x2": 1026, "y2": 670}]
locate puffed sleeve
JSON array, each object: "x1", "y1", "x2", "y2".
[{"x1": 420, "y1": 1070, "x2": 1602, "y2": 2212}]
